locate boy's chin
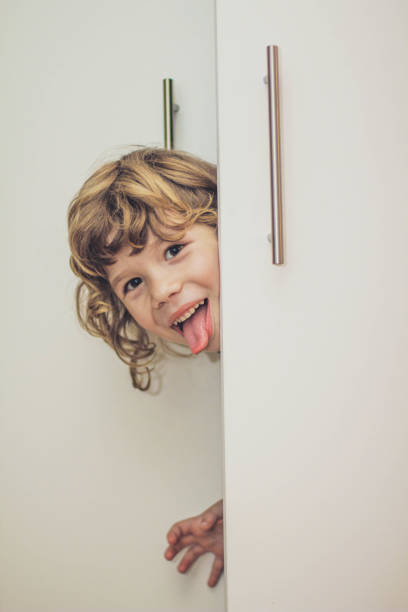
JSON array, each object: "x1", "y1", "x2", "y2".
[{"x1": 204, "y1": 338, "x2": 220, "y2": 354}]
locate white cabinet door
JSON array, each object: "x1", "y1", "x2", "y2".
[
  {"x1": 1, "y1": 2, "x2": 222, "y2": 611},
  {"x1": 216, "y1": 1, "x2": 408, "y2": 610}
]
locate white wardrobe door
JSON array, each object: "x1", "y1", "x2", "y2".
[
  {"x1": 216, "y1": 1, "x2": 408, "y2": 610},
  {"x1": 1, "y1": 2, "x2": 223, "y2": 611}
]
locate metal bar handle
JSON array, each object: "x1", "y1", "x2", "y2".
[
  {"x1": 163, "y1": 78, "x2": 179, "y2": 150},
  {"x1": 266, "y1": 45, "x2": 284, "y2": 265}
]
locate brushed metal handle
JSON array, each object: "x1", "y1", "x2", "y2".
[
  {"x1": 163, "y1": 78, "x2": 179, "y2": 150},
  {"x1": 266, "y1": 45, "x2": 284, "y2": 265}
]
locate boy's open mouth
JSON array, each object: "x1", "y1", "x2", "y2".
[{"x1": 170, "y1": 298, "x2": 213, "y2": 354}]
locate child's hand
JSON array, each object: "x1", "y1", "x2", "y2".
[{"x1": 164, "y1": 499, "x2": 224, "y2": 587}]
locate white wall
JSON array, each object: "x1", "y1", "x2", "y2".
[{"x1": 1, "y1": 1, "x2": 224, "y2": 611}]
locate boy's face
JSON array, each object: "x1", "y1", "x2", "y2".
[{"x1": 106, "y1": 223, "x2": 220, "y2": 354}]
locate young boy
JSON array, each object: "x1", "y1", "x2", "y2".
[{"x1": 68, "y1": 147, "x2": 224, "y2": 587}]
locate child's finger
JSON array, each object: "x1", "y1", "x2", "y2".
[
  {"x1": 166, "y1": 524, "x2": 182, "y2": 545},
  {"x1": 166, "y1": 516, "x2": 197, "y2": 543},
  {"x1": 164, "y1": 534, "x2": 196, "y2": 560},
  {"x1": 207, "y1": 557, "x2": 224, "y2": 588},
  {"x1": 167, "y1": 521, "x2": 192, "y2": 544},
  {"x1": 164, "y1": 545, "x2": 177, "y2": 560},
  {"x1": 177, "y1": 544, "x2": 204, "y2": 574}
]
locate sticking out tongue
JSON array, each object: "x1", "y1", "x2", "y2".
[{"x1": 183, "y1": 300, "x2": 213, "y2": 354}]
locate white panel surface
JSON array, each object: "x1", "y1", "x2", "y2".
[
  {"x1": 1, "y1": 1, "x2": 224, "y2": 611},
  {"x1": 216, "y1": 1, "x2": 408, "y2": 610}
]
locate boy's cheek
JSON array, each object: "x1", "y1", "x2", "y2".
[{"x1": 196, "y1": 257, "x2": 220, "y2": 293}]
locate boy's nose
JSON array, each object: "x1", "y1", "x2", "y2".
[{"x1": 151, "y1": 277, "x2": 182, "y2": 309}]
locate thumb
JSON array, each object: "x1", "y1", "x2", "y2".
[{"x1": 200, "y1": 511, "x2": 218, "y2": 531}]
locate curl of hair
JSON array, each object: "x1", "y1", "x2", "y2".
[{"x1": 67, "y1": 147, "x2": 218, "y2": 390}]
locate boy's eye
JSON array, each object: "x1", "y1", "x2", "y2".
[
  {"x1": 164, "y1": 244, "x2": 184, "y2": 260},
  {"x1": 123, "y1": 277, "x2": 142, "y2": 294}
]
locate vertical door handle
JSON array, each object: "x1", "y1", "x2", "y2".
[
  {"x1": 266, "y1": 45, "x2": 284, "y2": 265},
  {"x1": 163, "y1": 78, "x2": 179, "y2": 150}
]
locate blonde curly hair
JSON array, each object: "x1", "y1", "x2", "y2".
[{"x1": 68, "y1": 147, "x2": 218, "y2": 390}]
